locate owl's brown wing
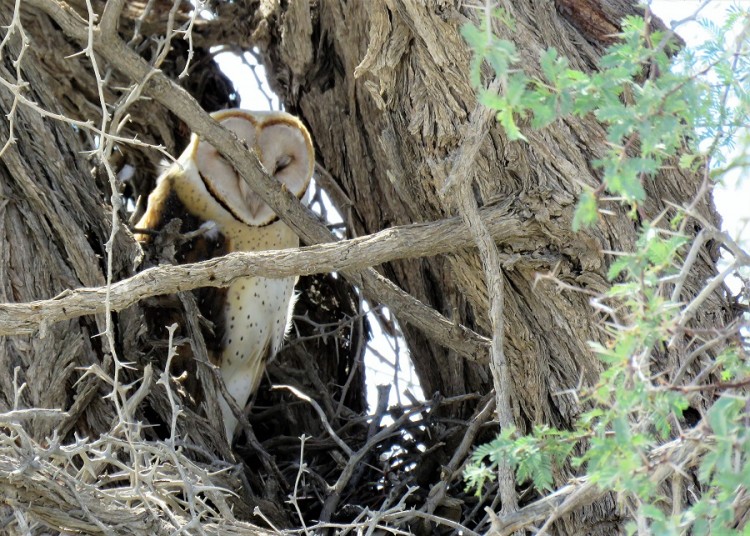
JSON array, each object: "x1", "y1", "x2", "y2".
[
  {"x1": 137, "y1": 175, "x2": 231, "y2": 408},
  {"x1": 176, "y1": 226, "x2": 229, "y2": 360}
]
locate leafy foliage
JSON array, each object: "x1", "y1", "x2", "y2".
[
  {"x1": 462, "y1": 7, "x2": 749, "y2": 229},
  {"x1": 462, "y1": 4, "x2": 750, "y2": 534}
]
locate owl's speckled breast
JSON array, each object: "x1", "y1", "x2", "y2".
[{"x1": 198, "y1": 211, "x2": 300, "y2": 440}]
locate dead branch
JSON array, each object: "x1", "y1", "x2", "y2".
[
  {"x1": 0, "y1": 402, "x2": 275, "y2": 536},
  {"x1": 0, "y1": 201, "x2": 540, "y2": 363},
  {"x1": 424, "y1": 393, "x2": 496, "y2": 517}
]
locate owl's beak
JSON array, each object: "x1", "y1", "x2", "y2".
[{"x1": 238, "y1": 177, "x2": 268, "y2": 218}]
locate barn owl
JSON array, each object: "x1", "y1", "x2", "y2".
[{"x1": 135, "y1": 109, "x2": 313, "y2": 442}]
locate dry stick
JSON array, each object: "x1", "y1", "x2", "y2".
[
  {"x1": 329, "y1": 383, "x2": 391, "y2": 523},
  {"x1": 99, "y1": 0, "x2": 127, "y2": 37},
  {"x1": 316, "y1": 395, "x2": 455, "y2": 523},
  {"x1": 485, "y1": 480, "x2": 603, "y2": 536},
  {"x1": 380, "y1": 510, "x2": 481, "y2": 536},
  {"x1": 78, "y1": 364, "x2": 153, "y2": 486},
  {"x1": 423, "y1": 393, "x2": 496, "y2": 517},
  {"x1": 0, "y1": 408, "x2": 68, "y2": 421},
  {"x1": 25, "y1": 0, "x2": 497, "y2": 364},
  {"x1": 272, "y1": 384, "x2": 354, "y2": 457},
  {"x1": 673, "y1": 318, "x2": 742, "y2": 386},
  {"x1": 290, "y1": 434, "x2": 311, "y2": 536},
  {"x1": 441, "y1": 74, "x2": 519, "y2": 522},
  {"x1": 335, "y1": 305, "x2": 368, "y2": 420},
  {"x1": 669, "y1": 229, "x2": 707, "y2": 305},
  {"x1": 0, "y1": 202, "x2": 530, "y2": 359},
  {"x1": 678, "y1": 259, "x2": 738, "y2": 329}
]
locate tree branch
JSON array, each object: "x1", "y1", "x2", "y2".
[
  {"x1": 442, "y1": 72, "x2": 519, "y2": 517},
  {"x1": 0, "y1": 202, "x2": 541, "y2": 360},
  {"x1": 424, "y1": 393, "x2": 496, "y2": 517},
  {"x1": 99, "y1": 0, "x2": 126, "y2": 37}
]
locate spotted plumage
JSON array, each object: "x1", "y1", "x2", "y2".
[{"x1": 136, "y1": 109, "x2": 314, "y2": 441}]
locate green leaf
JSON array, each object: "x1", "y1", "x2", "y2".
[
  {"x1": 573, "y1": 190, "x2": 598, "y2": 231},
  {"x1": 460, "y1": 23, "x2": 487, "y2": 51},
  {"x1": 613, "y1": 415, "x2": 631, "y2": 443},
  {"x1": 532, "y1": 453, "x2": 554, "y2": 491},
  {"x1": 678, "y1": 153, "x2": 701, "y2": 171},
  {"x1": 707, "y1": 396, "x2": 738, "y2": 437},
  {"x1": 607, "y1": 256, "x2": 633, "y2": 280},
  {"x1": 496, "y1": 108, "x2": 526, "y2": 141},
  {"x1": 540, "y1": 48, "x2": 565, "y2": 82},
  {"x1": 486, "y1": 39, "x2": 518, "y2": 76}
]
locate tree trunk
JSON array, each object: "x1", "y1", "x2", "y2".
[
  {"x1": 0, "y1": 7, "x2": 124, "y2": 440},
  {"x1": 0, "y1": 0, "x2": 737, "y2": 534},
  {"x1": 246, "y1": 0, "x2": 732, "y2": 532}
]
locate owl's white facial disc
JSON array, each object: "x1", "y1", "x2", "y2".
[
  {"x1": 194, "y1": 111, "x2": 313, "y2": 227},
  {"x1": 253, "y1": 121, "x2": 313, "y2": 204}
]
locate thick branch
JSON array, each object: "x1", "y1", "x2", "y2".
[
  {"x1": 443, "y1": 75, "x2": 519, "y2": 517},
  {"x1": 0, "y1": 203, "x2": 541, "y2": 361}
]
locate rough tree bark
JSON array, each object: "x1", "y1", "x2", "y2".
[
  {"x1": 0, "y1": 0, "x2": 738, "y2": 534},
  {"x1": 245, "y1": 0, "x2": 732, "y2": 532},
  {"x1": 0, "y1": 7, "x2": 125, "y2": 441}
]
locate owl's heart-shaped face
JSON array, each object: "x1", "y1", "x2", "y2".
[{"x1": 193, "y1": 110, "x2": 314, "y2": 226}]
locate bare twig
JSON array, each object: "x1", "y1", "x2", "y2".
[
  {"x1": 343, "y1": 384, "x2": 391, "y2": 511},
  {"x1": 670, "y1": 229, "x2": 707, "y2": 304},
  {"x1": 317, "y1": 394, "x2": 460, "y2": 523},
  {"x1": 0, "y1": 408, "x2": 69, "y2": 422},
  {"x1": 289, "y1": 434, "x2": 311, "y2": 536},
  {"x1": 677, "y1": 259, "x2": 738, "y2": 329},
  {"x1": 273, "y1": 384, "x2": 354, "y2": 457},
  {"x1": 424, "y1": 393, "x2": 496, "y2": 516}
]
